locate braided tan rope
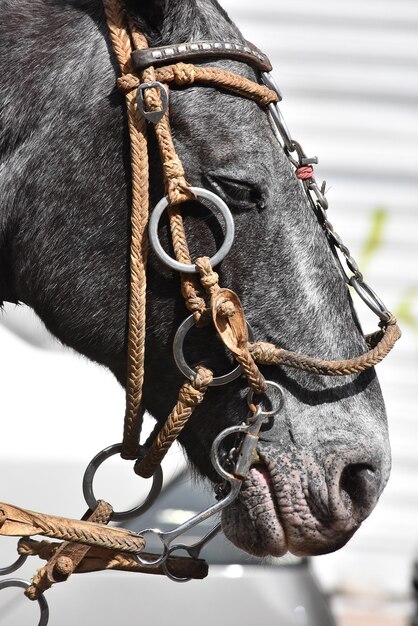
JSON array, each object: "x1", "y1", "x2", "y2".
[
  {"x1": 0, "y1": 501, "x2": 144, "y2": 553},
  {"x1": 102, "y1": 0, "x2": 152, "y2": 460},
  {"x1": 35, "y1": 517, "x2": 143, "y2": 554},
  {"x1": 249, "y1": 317, "x2": 401, "y2": 376},
  {"x1": 19, "y1": 539, "x2": 55, "y2": 561},
  {"x1": 157, "y1": 63, "x2": 278, "y2": 105},
  {"x1": 135, "y1": 366, "x2": 213, "y2": 478},
  {"x1": 141, "y1": 75, "x2": 210, "y2": 322},
  {"x1": 26, "y1": 501, "x2": 114, "y2": 600},
  {"x1": 19, "y1": 538, "x2": 208, "y2": 579},
  {"x1": 195, "y1": 257, "x2": 267, "y2": 393},
  {"x1": 118, "y1": 62, "x2": 278, "y2": 106},
  {"x1": 167, "y1": 204, "x2": 209, "y2": 324}
]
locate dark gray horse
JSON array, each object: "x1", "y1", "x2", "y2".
[{"x1": 0, "y1": 0, "x2": 390, "y2": 558}]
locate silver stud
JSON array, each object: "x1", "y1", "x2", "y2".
[
  {"x1": 190, "y1": 43, "x2": 199, "y2": 51},
  {"x1": 164, "y1": 48, "x2": 175, "y2": 56},
  {"x1": 224, "y1": 43, "x2": 232, "y2": 49},
  {"x1": 214, "y1": 42, "x2": 222, "y2": 49},
  {"x1": 202, "y1": 43, "x2": 211, "y2": 50},
  {"x1": 152, "y1": 50, "x2": 163, "y2": 59},
  {"x1": 178, "y1": 45, "x2": 187, "y2": 53}
]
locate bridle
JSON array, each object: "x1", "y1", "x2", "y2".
[{"x1": 0, "y1": 0, "x2": 401, "y2": 622}]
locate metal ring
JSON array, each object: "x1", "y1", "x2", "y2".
[
  {"x1": 82, "y1": 444, "x2": 163, "y2": 522},
  {"x1": 247, "y1": 381, "x2": 284, "y2": 417},
  {"x1": 349, "y1": 277, "x2": 391, "y2": 322},
  {"x1": 173, "y1": 315, "x2": 254, "y2": 387},
  {"x1": 0, "y1": 553, "x2": 28, "y2": 577},
  {"x1": 149, "y1": 187, "x2": 235, "y2": 273},
  {"x1": 211, "y1": 424, "x2": 249, "y2": 482},
  {"x1": 0, "y1": 579, "x2": 49, "y2": 626},
  {"x1": 134, "y1": 529, "x2": 169, "y2": 568},
  {"x1": 162, "y1": 546, "x2": 193, "y2": 584}
]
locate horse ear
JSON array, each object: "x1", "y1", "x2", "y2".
[
  {"x1": 142, "y1": 0, "x2": 166, "y2": 24},
  {"x1": 127, "y1": 0, "x2": 168, "y2": 31}
]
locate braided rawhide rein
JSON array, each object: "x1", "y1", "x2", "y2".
[
  {"x1": 18, "y1": 538, "x2": 207, "y2": 580},
  {"x1": 25, "y1": 501, "x2": 114, "y2": 600}
]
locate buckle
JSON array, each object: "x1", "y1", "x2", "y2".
[{"x1": 136, "y1": 81, "x2": 168, "y2": 124}]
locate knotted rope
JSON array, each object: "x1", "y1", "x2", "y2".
[
  {"x1": 25, "y1": 501, "x2": 114, "y2": 600},
  {"x1": 250, "y1": 316, "x2": 401, "y2": 376},
  {"x1": 196, "y1": 257, "x2": 267, "y2": 394},
  {"x1": 135, "y1": 366, "x2": 213, "y2": 478},
  {"x1": 118, "y1": 62, "x2": 278, "y2": 106}
]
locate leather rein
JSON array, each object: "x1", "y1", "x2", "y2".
[{"x1": 0, "y1": 0, "x2": 401, "y2": 622}]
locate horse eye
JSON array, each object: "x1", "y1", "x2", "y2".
[{"x1": 205, "y1": 175, "x2": 265, "y2": 211}]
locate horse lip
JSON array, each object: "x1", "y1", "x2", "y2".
[
  {"x1": 221, "y1": 456, "x2": 289, "y2": 557},
  {"x1": 251, "y1": 458, "x2": 280, "y2": 514},
  {"x1": 249, "y1": 457, "x2": 288, "y2": 538},
  {"x1": 222, "y1": 447, "x2": 365, "y2": 558}
]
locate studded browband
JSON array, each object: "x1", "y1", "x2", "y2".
[{"x1": 132, "y1": 40, "x2": 273, "y2": 73}]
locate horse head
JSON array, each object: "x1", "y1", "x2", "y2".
[
  {"x1": 133, "y1": 0, "x2": 392, "y2": 557},
  {"x1": 0, "y1": 0, "x2": 393, "y2": 559}
]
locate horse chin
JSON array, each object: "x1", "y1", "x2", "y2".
[{"x1": 221, "y1": 460, "x2": 359, "y2": 558}]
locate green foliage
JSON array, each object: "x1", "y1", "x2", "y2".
[
  {"x1": 395, "y1": 287, "x2": 418, "y2": 336},
  {"x1": 359, "y1": 208, "x2": 388, "y2": 274},
  {"x1": 360, "y1": 207, "x2": 418, "y2": 339}
]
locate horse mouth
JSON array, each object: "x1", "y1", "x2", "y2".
[
  {"x1": 221, "y1": 457, "x2": 358, "y2": 558},
  {"x1": 221, "y1": 462, "x2": 287, "y2": 557}
]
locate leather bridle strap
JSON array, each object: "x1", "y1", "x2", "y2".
[{"x1": 131, "y1": 39, "x2": 273, "y2": 73}]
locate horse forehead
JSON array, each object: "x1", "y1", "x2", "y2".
[{"x1": 170, "y1": 88, "x2": 275, "y2": 156}]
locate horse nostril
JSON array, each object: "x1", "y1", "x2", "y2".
[{"x1": 339, "y1": 463, "x2": 380, "y2": 517}]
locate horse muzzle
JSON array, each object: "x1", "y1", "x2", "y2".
[{"x1": 221, "y1": 446, "x2": 388, "y2": 558}]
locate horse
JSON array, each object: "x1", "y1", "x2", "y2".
[{"x1": 0, "y1": 0, "x2": 393, "y2": 560}]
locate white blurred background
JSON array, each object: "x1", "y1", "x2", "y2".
[{"x1": 0, "y1": 0, "x2": 417, "y2": 624}]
